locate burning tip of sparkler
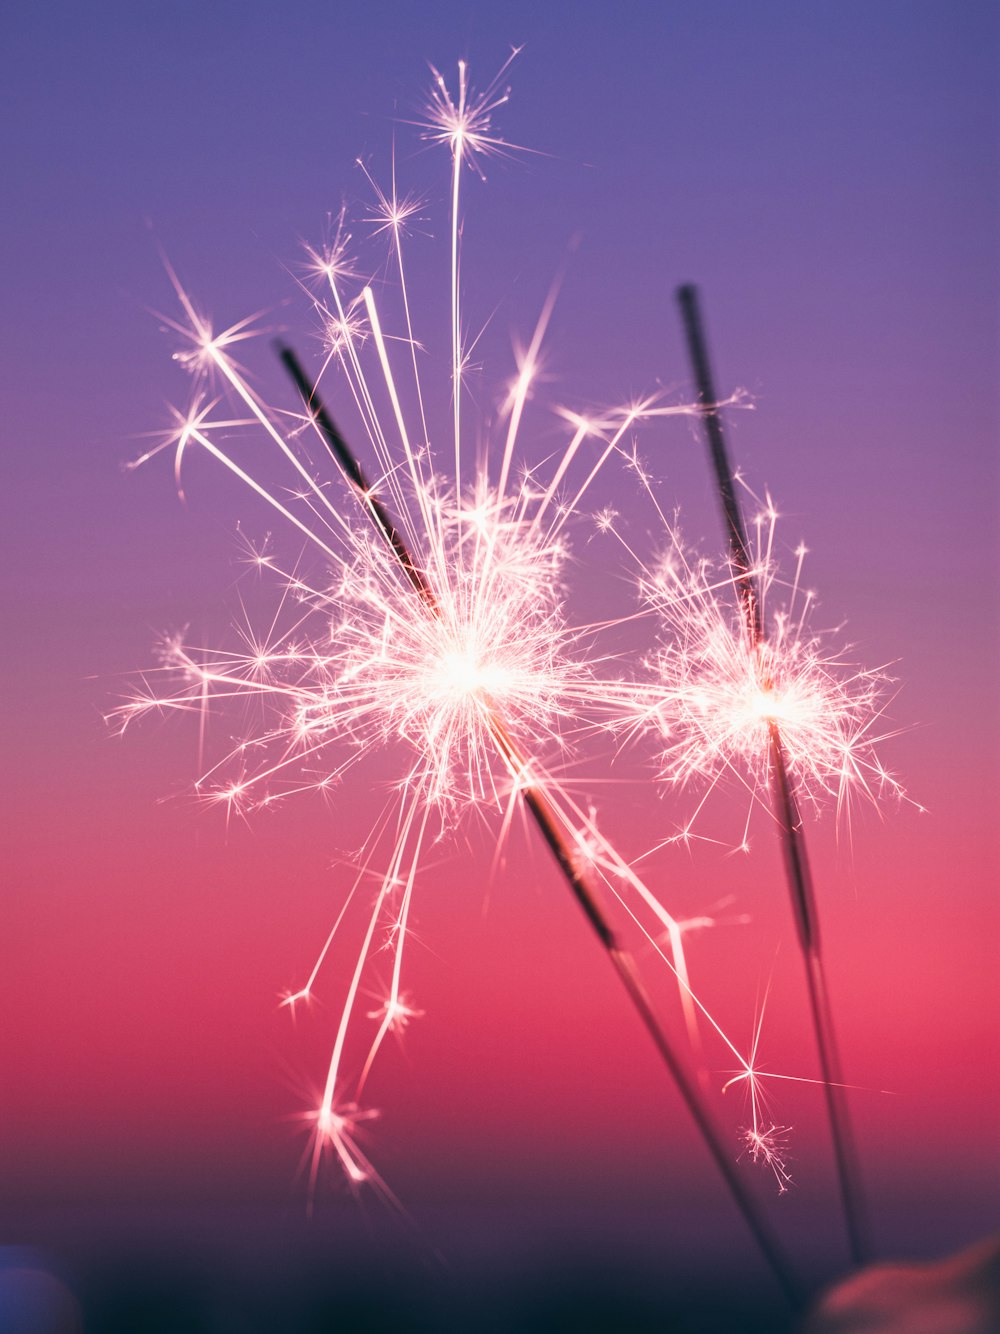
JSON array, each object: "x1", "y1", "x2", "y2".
[{"x1": 627, "y1": 513, "x2": 907, "y2": 835}]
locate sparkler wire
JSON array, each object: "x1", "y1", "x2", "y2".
[
  {"x1": 676, "y1": 283, "x2": 869, "y2": 1267},
  {"x1": 279, "y1": 345, "x2": 438, "y2": 612},
  {"x1": 280, "y1": 345, "x2": 802, "y2": 1306}
]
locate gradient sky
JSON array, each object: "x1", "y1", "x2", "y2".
[{"x1": 3, "y1": 2, "x2": 997, "y2": 1327}]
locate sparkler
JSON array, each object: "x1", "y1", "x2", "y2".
[
  {"x1": 675, "y1": 283, "x2": 871, "y2": 1265},
  {"x1": 117, "y1": 57, "x2": 818, "y2": 1304}
]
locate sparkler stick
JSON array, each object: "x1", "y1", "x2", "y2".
[
  {"x1": 280, "y1": 344, "x2": 802, "y2": 1306},
  {"x1": 279, "y1": 346, "x2": 437, "y2": 613},
  {"x1": 676, "y1": 283, "x2": 869, "y2": 1266}
]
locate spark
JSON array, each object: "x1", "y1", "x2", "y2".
[
  {"x1": 418, "y1": 50, "x2": 523, "y2": 174},
  {"x1": 357, "y1": 157, "x2": 425, "y2": 240},
  {"x1": 723, "y1": 987, "x2": 794, "y2": 1195},
  {"x1": 741, "y1": 1122, "x2": 794, "y2": 1195}
]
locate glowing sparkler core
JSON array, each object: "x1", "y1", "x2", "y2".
[
  {"x1": 277, "y1": 493, "x2": 587, "y2": 812},
  {"x1": 634, "y1": 505, "x2": 902, "y2": 840}
]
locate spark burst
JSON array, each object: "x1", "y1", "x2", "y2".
[
  {"x1": 118, "y1": 56, "x2": 817, "y2": 1300},
  {"x1": 631, "y1": 492, "x2": 904, "y2": 850}
]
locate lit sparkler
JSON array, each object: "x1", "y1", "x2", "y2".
[
  {"x1": 119, "y1": 59, "x2": 807, "y2": 1301},
  {"x1": 672, "y1": 283, "x2": 878, "y2": 1264}
]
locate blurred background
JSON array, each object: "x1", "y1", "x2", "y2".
[{"x1": 3, "y1": 2, "x2": 997, "y2": 1329}]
